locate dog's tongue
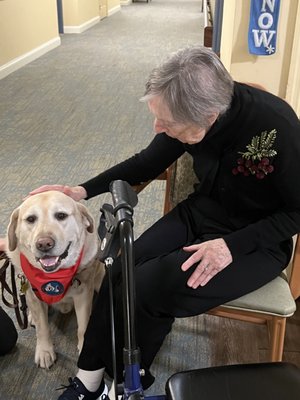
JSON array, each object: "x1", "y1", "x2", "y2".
[{"x1": 39, "y1": 256, "x2": 59, "y2": 267}]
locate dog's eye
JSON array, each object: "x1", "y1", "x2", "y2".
[
  {"x1": 26, "y1": 215, "x2": 37, "y2": 224},
  {"x1": 55, "y1": 212, "x2": 68, "y2": 221}
]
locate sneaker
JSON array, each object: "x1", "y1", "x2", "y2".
[{"x1": 57, "y1": 377, "x2": 109, "y2": 400}]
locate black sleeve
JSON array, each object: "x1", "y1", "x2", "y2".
[{"x1": 80, "y1": 133, "x2": 185, "y2": 199}]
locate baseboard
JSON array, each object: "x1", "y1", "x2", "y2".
[
  {"x1": 0, "y1": 37, "x2": 61, "y2": 80},
  {"x1": 64, "y1": 16, "x2": 100, "y2": 34},
  {"x1": 108, "y1": 5, "x2": 121, "y2": 16},
  {"x1": 121, "y1": 0, "x2": 131, "y2": 5}
]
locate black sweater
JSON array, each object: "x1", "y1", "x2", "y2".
[{"x1": 81, "y1": 82, "x2": 300, "y2": 259}]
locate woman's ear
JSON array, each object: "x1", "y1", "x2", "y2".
[{"x1": 209, "y1": 112, "x2": 219, "y2": 126}]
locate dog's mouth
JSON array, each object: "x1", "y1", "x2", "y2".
[{"x1": 37, "y1": 242, "x2": 72, "y2": 272}]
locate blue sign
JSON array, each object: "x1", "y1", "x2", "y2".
[{"x1": 248, "y1": 0, "x2": 281, "y2": 55}]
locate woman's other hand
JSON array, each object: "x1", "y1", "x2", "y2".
[{"x1": 181, "y1": 238, "x2": 233, "y2": 288}]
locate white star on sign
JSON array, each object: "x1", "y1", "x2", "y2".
[{"x1": 266, "y1": 45, "x2": 275, "y2": 54}]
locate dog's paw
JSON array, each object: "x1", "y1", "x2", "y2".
[{"x1": 35, "y1": 345, "x2": 56, "y2": 369}]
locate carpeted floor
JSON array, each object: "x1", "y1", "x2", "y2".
[{"x1": 0, "y1": 1, "x2": 205, "y2": 399}]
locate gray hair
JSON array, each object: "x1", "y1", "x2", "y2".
[{"x1": 140, "y1": 46, "x2": 234, "y2": 129}]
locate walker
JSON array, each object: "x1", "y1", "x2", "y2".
[{"x1": 98, "y1": 179, "x2": 165, "y2": 400}]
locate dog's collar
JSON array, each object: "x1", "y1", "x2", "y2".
[{"x1": 20, "y1": 250, "x2": 83, "y2": 305}]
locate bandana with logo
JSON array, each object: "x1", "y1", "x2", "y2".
[{"x1": 20, "y1": 250, "x2": 83, "y2": 305}]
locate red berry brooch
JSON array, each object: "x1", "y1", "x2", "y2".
[{"x1": 232, "y1": 129, "x2": 277, "y2": 180}]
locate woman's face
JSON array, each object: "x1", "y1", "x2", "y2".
[{"x1": 148, "y1": 96, "x2": 208, "y2": 145}]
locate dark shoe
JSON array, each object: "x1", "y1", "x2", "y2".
[{"x1": 57, "y1": 377, "x2": 108, "y2": 400}]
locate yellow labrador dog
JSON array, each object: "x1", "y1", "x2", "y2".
[{"x1": 6, "y1": 191, "x2": 105, "y2": 369}]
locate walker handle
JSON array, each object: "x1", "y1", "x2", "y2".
[{"x1": 110, "y1": 180, "x2": 138, "y2": 213}]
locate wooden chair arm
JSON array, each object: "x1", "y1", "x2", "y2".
[{"x1": 132, "y1": 180, "x2": 152, "y2": 194}]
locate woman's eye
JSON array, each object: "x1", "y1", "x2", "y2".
[
  {"x1": 26, "y1": 215, "x2": 37, "y2": 224},
  {"x1": 55, "y1": 212, "x2": 68, "y2": 221}
]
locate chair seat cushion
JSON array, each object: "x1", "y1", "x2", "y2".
[
  {"x1": 223, "y1": 275, "x2": 296, "y2": 317},
  {"x1": 166, "y1": 362, "x2": 300, "y2": 400}
]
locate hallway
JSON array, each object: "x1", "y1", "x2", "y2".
[
  {"x1": 1, "y1": 3, "x2": 300, "y2": 400},
  {"x1": 0, "y1": 2, "x2": 203, "y2": 399}
]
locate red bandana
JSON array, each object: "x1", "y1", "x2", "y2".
[{"x1": 20, "y1": 250, "x2": 83, "y2": 305}]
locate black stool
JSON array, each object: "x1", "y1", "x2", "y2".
[{"x1": 166, "y1": 362, "x2": 300, "y2": 400}]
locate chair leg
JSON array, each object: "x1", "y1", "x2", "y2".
[{"x1": 267, "y1": 316, "x2": 286, "y2": 361}]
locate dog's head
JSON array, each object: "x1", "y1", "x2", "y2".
[{"x1": 7, "y1": 191, "x2": 97, "y2": 273}]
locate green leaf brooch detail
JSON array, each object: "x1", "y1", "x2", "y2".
[{"x1": 232, "y1": 129, "x2": 277, "y2": 180}]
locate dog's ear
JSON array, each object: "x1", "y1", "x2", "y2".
[
  {"x1": 77, "y1": 203, "x2": 95, "y2": 233},
  {"x1": 7, "y1": 208, "x2": 20, "y2": 251}
]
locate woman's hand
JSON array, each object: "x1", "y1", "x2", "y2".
[
  {"x1": 181, "y1": 238, "x2": 233, "y2": 288},
  {"x1": 28, "y1": 185, "x2": 87, "y2": 202}
]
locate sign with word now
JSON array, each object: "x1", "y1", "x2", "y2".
[{"x1": 248, "y1": 0, "x2": 281, "y2": 55}]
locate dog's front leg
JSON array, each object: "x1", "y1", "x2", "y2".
[
  {"x1": 26, "y1": 289, "x2": 56, "y2": 369},
  {"x1": 73, "y1": 290, "x2": 93, "y2": 353}
]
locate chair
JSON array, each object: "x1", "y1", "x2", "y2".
[
  {"x1": 135, "y1": 151, "x2": 299, "y2": 362},
  {"x1": 166, "y1": 362, "x2": 300, "y2": 400}
]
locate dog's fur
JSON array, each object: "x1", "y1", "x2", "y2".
[{"x1": 6, "y1": 191, "x2": 105, "y2": 369}]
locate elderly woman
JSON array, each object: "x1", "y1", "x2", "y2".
[{"x1": 5, "y1": 46, "x2": 300, "y2": 399}]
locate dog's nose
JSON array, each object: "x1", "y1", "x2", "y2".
[{"x1": 36, "y1": 237, "x2": 55, "y2": 252}]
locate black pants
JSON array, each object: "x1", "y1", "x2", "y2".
[
  {"x1": 0, "y1": 306, "x2": 18, "y2": 356},
  {"x1": 78, "y1": 200, "x2": 290, "y2": 388}
]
